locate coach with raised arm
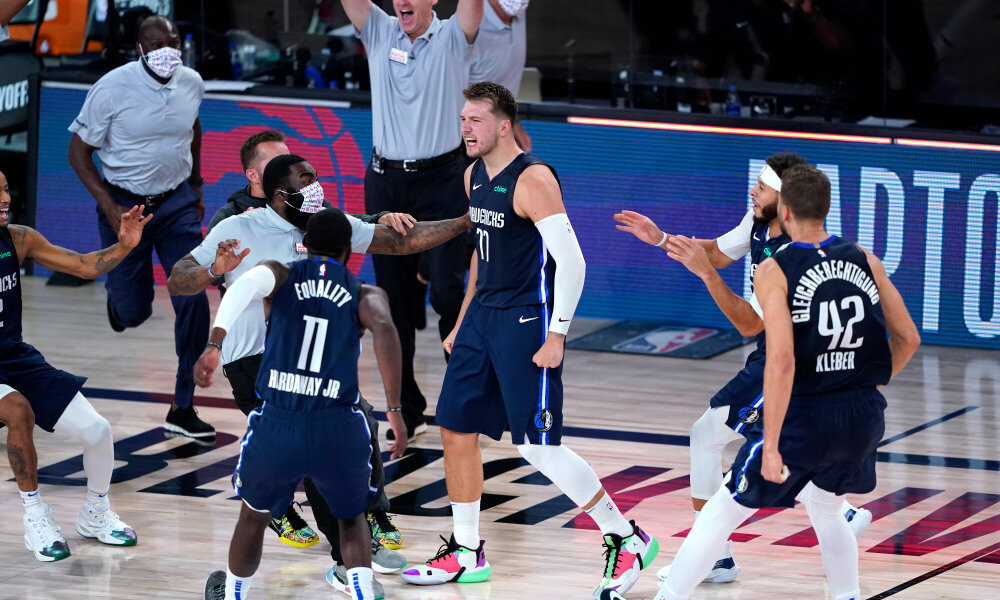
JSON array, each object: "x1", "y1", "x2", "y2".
[{"x1": 338, "y1": 0, "x2": 483, "y2": 444}]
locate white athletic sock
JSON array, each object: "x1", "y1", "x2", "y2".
[
  {"x1": 660, "y1": 486, "x2": 754, "y2": 598},
  {"x1": 20, "y1": 489, "x2": 46, "y2": 517},
  {"x1": 225, "y1": 568, "x2": 253, "y2": 600},
  {"x1": 585, "y1": 492, "x2": 632, "y2": 538},
  {"x1": 451, "y1": 500, "x2": 481, "y2": 548},
  {"x1": 801, "y1": 486, "x2": 860, "y2": 598},
  {"x1": 841, "y1": 499, "x2": 855, "y2": 514},
  {"x1": 87, "y1": 489, "x2": 110, "y2": 513},
  {"x1": 345, "y1": 567, "x2": 375, "y2": 599}
]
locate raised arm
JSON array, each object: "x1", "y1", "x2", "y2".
[
  {"x1": 358, "y1": 284, "x2": 407, "y2": 458},
  {"x1": 9, "y1": 206, "x2": 151, "y2": 278},
  {"x1": 68, "y1": 134, "x2": 124, "y2": 232},
  {"x1": 0, "y1": 0, "x2": 30, "y2": 26},
  {"x1": 366, "y1": 213, "x2": 472, "y2": 255},
  {"x1": 339, "y1": 0, "x2": 373, "y2": 32},
  {"x1": 865, "y1": 249, "x2": 920, "y2": 378},
  {"x1": 665, "y1": 234, "x2": 763, "y2": 336},
  {"x1": 455, "y1": 0, "x2": 483, "y2": 43},
  {"x1": 167, "y1": 239, "x2": 250, "y2": 296},
  {"x1": 614, "y1": 210, "x2": 735, "y2": 269},
  {"x1": 194, "y1": 261, "x2": 287, "y2": 388},
  {"x1": 755, "y1": 258, "x2": 794, "y2": 484}
]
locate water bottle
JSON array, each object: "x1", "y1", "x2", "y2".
[
  {"x1": 242, "y1": 44, "x2": 257, "y2": 78},
  {"x1": 182, "y1": 34, "x2": 196, "y2": 69},
  {"x1": 725, "y1": 84, "x2": 741, "y2": 117},
  {"x1": 229, "y1": 44, "x2": 242, "y2": 81}
]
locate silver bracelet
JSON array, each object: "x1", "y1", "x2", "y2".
[
  {"x1": 207, "y1": 262, "x2": 220, "y2": 278},
  {"x1": 657, "y1": 231, "x2": 668, "y2": 247},
  {"x1": 385, "y1": 407, "x2": 402, "y2": 413}
]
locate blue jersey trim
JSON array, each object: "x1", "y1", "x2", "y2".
[
  {"x1": 731, "y1": 434, "x2": 765, "y2": 501},
  {"x1": 789, "y1": 235, "x2": 836, "y2": 249},
  {"x1": 233, "y1": 403, "x2": 266, "y2": 495}
]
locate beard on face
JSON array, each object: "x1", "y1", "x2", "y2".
[
  {"x1": 753, "y1": 200, "x2": 778, "y2": 226},
  {"x1": 468, "y1": 130, "x2": 500, "y2": 158}
]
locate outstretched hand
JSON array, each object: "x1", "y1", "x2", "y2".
[
  {"x1": 665, "y1": 235, "x2": 714, "y2": 279},
  {"x1": 117, "y1": 205, "x2": 153, "y2": 249},
  {"x1": 613, "y1": 210, "x2": 664, "y2": 246},
  {"x1": 212, "y1": 239, "x2": 251, "y2": 275}
]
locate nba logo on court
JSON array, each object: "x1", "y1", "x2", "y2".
[{"x1": 613, "y1": 327, "x2": 717, "y2": 355}]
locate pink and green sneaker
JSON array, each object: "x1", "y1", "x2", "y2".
[
  {"x1": 593, "y1": 520, "x2": 659, "y2": 598},
  {"x1": 400, "y1": 535, "x2": 490, "y2": 585}
]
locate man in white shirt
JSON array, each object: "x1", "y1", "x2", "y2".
[
  {"x1": 67, "y1": 16, "x2": 213, "y2": 439},
  {"x1": 0, "y1": 0, "x2": 31, "y2": 43}
]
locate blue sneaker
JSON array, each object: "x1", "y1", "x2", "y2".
[{"x1": 657, "y1": 540, "x2": 740, "y2": 584}]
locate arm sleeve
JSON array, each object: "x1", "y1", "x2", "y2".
[
  {"x1": 68, "y1": 81, "x2": 114, "y2": 148},
  {"x1": 716, "y1": 211, "x2": 754, "y2": 260},
  {"x1": 213, "y1": 265, "x2": 276, "y2": 332},
  {"x1": 536, "y1": 213, "x2": 585, "y2": 335},
  {"x1": 347, "y1": 213, "x2": 376, "y2": 253}
]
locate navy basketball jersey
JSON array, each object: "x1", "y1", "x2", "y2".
[
  {"x1": 748, "y1": 221, "x2": 789, "y2": 351},
  {"x1": 772, "y1": 236, "x2": 892, "y2": 396},
  {"x1": 0, "y1": 227, "x2": 22, "y2": 349},
  {"x1": 254, "y1": 258, "x2": 363, "y2": 411},
  {"x1": 469, "y1": 153, "x2": 558, "y2": 308}
]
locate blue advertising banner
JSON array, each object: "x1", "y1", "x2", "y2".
[{"x1": 36, "y1": 83, "x2": 1000, "y2": 348}]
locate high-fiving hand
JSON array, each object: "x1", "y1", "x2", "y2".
[
  {"x1": 212, "y1": 239, "x2": 251, "y2": 276},
  {"x1": 613, "y1": 210, "x2": 665, "y2": 246},
  {"x1": 117, "y1": 205, "x2": 153, "y2": 249}
]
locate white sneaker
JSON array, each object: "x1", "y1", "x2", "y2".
[
  {"x1": 326, "y1": 564, "x2": 384, "y2": 599},
  {"x1": 76, "y1": 503, "x2": 137, "y2": 546},
  {"x1": 845, "y1": 506, "x2": 872, "y2": 541},
  {"x1": 24, "y1": 507, "x2": 71, "y2": 562},
  {"x1": 656, "y1": 541, "x2": 740, "y2": 584}
]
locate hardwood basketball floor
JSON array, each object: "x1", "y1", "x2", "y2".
[{"x1": 0, "y1": 278, "x2": 997, "y2": 599}]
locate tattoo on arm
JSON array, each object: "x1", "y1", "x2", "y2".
[
  {"x1": 93, "y1": 246, "x2": 124, "y2": 274},
  {"x1": 167, "y1": 256, "x2": 213, "y2": 295},
  {"x1": 368, "y1": 216, "x2": 470, "y2": 255}
]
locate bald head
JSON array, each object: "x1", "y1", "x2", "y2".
[{"x1": 137, "y1": 16, "x2": 179, "y2": 51}]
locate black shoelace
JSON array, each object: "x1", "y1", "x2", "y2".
[
  {"x1": 285, "y1": 502, "x2": 308, "y2": 531},
  {"x1": 601, "y1": 536, "x2": 624, "y2": 579},
  {"x1": 427, "y1": 535, "x2": 460, "y2": 565},
  {"x1": 371, "y1": 509, "x2": 398, "y2": 533}
]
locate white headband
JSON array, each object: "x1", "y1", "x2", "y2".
[{"x1": 759, "y1": 164, "x2": 782, "y2": 192}]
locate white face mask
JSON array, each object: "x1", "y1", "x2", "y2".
[
  {"x1": 140, "y1": 45, "x2": 183, "y2": 79},
  {"x1": 498, "y1": 0, "x2": 530, "y2": 16}
]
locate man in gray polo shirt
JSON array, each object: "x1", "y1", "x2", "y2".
[
  {"x1": 340, "y1": 0, "x2": 482, "y2": 439},
  {"x1": 470, "y1": 0, "x2": 531, "y2": 150},
  {"x1": 67, "y1": 15, "x2": 213, "y2": 440}
]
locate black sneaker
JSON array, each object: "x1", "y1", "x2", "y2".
[
  {"x1": 386, "y1": 415, "x2": 427, "y2": 442},
  {"x1": 107, "y1": 300, "x2": 125, "y2": 333},
  {"x1": 164, "y1": 406, "x2": 216, "y2": 438},
  {"x1": 204, "y1": 570, "x2": 226, "y2": 600}
]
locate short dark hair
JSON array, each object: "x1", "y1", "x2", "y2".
[
  {"x1": 137, "y1": 15, "x2": 176, "y2": 43},
  {"x1": 262, "y1": 154, "x2": 307, "y2": 201},
  {"x1": 240, "y1": 130, "x2": 286, "y2": 171},
  {"x1": 780, "y1": 164, "x2": 831, "y2": 221},
  {"x1": 302, "y1": 207, "x2": 352, "y2": 260},
  {"x1": 463, "y1": 81, "x2": 518, "y2": 123},
  {"x1": 765, "y1": 152, "x2": 808, "y2": 177}
]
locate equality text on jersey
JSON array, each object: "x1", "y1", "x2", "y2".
[
  {"x1": 471, "y1": 206, "x2": 505, "y2": 229},
  {"x1": 293, "y1": 278, "x2": 353, "y2": 307},
  {"x1": 790, "y1": 259, "x2": 879, "y2": 323},
  {"x1": 266, "y1": 369, "x2": 343, "y2": 398}
]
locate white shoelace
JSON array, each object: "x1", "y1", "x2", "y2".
[{"x1": 28, "y1": 515, "x2": 63, "y2": 546}]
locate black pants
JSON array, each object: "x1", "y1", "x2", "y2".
[
  {"x1": 364, "y1": 155, "x2": 469, "y2": 425},
  {"x1": 223, "y1": 353, "x2": 389, "y2": 562}
]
